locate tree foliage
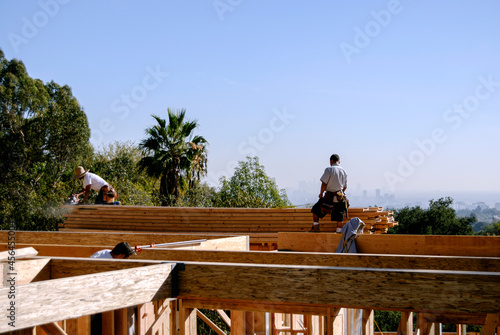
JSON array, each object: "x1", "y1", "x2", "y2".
[
  {"x1": 138, "y1": 109, "x2": 208, "y2": 206},
  {"x1": 0, "y1": 49, "x2": 91, "y2": 230},
  {"x1": 213, "y1": 156, "x2": 291, "y2": 208},
  {"x1": 389, "y1": 197, "x2": 475, "y2": 235}
]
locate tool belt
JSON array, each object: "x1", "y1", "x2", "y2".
[
  {"x1": 101, "y1": 185, "x2": 118, "y2": 204},
  {"x1": 320, "y1": 191, "x2": 350, "y2": 217}
]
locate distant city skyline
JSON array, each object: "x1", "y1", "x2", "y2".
[{"x1": 285, "y1": 179, "x2": 500, "y2": 209}]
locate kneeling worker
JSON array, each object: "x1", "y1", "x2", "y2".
[
  {"x1": 71, "y1": 166, "x2": 118, "y2": 204},
  {"x1": 90, "y1": 242, "x2": 135, "y2": 259}
]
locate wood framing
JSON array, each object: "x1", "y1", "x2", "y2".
[
  {"x1": 2, "y1": 245, "x2": 500, "y2": 273},
  {"x1": 0, "y1": 261, "x2": 175, "y2": 332},
  {"x1": 278, "y1": 232, "x2": 500, "y2": 257},
  {"x1": 176, "y1": 263, "x2": 500, "y2": 314}
]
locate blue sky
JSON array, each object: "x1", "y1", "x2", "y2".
[{"x1": 1, "y1": 1, "x2": 499, "y2": 203}]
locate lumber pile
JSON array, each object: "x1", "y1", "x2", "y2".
[
  {"x1": 348, "y1": 207, "x2": 398, "y2": 233},
  {"x1": 61, "y1": 205, "x2": 397, "y2": 234}
]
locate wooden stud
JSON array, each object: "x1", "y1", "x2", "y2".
[
  {"x1": 482, "y1": 314, "x2": 500, "y2": 335},
  {"x1": 231, "y1": 310, "x2": 245, "y2": 335},
  {"x1": 101, "y1": 311, "x2": 114, "y2": 335},
  {"x1": 398, "y1": 312, "x2": 413, "y2": 335}
]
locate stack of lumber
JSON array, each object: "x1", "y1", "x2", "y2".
[
  {"x1": 348, "y1": 207, "x2": 398, "y2": 233},
  {"x1": 61, "y1": 205, "x2": 397, "y2": 235}
]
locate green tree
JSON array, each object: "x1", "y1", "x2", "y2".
[
  {"x1": 0, "y1": 49, "x2": 91, "y2": 230},
  {"x1": 213, "y1": 156, "x2": 291, "y2": 208},
  {"x1": 138, "y1": 109, "x2": 208, "y2": 206},
  {"x1": 389, "y1": 197, "x2": 475, "y2": 235},
  {"x1": 475, "y1": 221, "x2": 500, "y2": 236}
]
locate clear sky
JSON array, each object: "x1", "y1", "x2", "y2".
[{"x1": 1, "y1": 1, "x2": 499, "y2": 203}]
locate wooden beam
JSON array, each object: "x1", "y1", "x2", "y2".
[
  {"x1": 5, "y1": 245, "x2": 500, "y2": 273},
  {"x1": 177, "y1": 263, "x2": 500, "y2": 314},
  {"x1": 278, "y1": 233, "x2": 500, "y2": 257},
  {"x1": 0, "y1": 263, "x2": 175, "y2": 332},
  {"x1": 0, "y1": 231, "x2": 229, "y2": 247}
]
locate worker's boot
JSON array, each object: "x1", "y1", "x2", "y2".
[{"x1": 307, "y1": 224, "x2": 320, "y2": 233}]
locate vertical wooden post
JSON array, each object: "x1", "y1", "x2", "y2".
[
  {"x1": 457, "y1": 324, "x2": 467, "y2": 335},
  {"x1": 66, "y1": 316, "x2": 90, "y2": 335},
  {"x1": 102, "y1": 310, "x2": 115, "y2": 335},
  {"x1": 179, "y1": 299, "x2": 186, "y2": 335},
  {"x1": 253, "y1": 312, "x2": 266, "y2": 334},
  {"x1": 231, "y1": 310, "x2": 245, "y2": 335},
  {"x1": 137, "y1": 302, "x2": 156, "y2": 335},
  {"x1": 114, "y1": 308, "x2": 128, "y2": 335},
  {"x1": 362, "y1": 309, "x2": 374, "y2": 335},
  {"x1": 398, "y1": 312, "x2": 413, "y2": 335},
  {"x1": 245, "y1": 311, "x2": 254, "y2": 335},
  {"x1": 417, "y1": 313, "x2": 434, "y2": 335},
  {"x1": 187, "y1": 308, "x2": 197, "y2": 335},
  {"x1": 170, "y1": 300, "x2": 178, "y2": 335},
  {"x1": 177, "y1": 302, "x2": 196, "y2": 335}
]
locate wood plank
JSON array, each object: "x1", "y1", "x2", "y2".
[
  {"x1": 0, "y1": 231, "x2": 230, "y2": 246},
  {"x1": 177, "y1": 263, "x2": 500, "y2": 314},
  {"x1": 5, "y1": 245, "x2": 498, "y2": 272},
  {"x1": 278, "y1": 233, "x2": 500, "y2": 257},
  {"x1": 0, "y1": 262, "x2": 175, "y2": 332}
]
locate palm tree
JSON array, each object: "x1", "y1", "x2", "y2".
[{"x1": 138, "y1": 109, "x2": 208, "y2": 206}]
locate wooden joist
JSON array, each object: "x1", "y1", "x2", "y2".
[
  {"x1": 3, "y1": 256, "x2": 499, "y2": 332},
  {"x1": 2, "y1": 245, "x2": 500, "y2": 272},
  {"x1": 177, "y1": 263, "x2": 500, "y2": 315},
  {"x1": 278, "y1": 232, "x2": 500, "y2": 257}
]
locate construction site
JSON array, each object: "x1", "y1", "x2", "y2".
[{"x1": 1, "y1": 205, "x2": 499, "y2": 335}]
